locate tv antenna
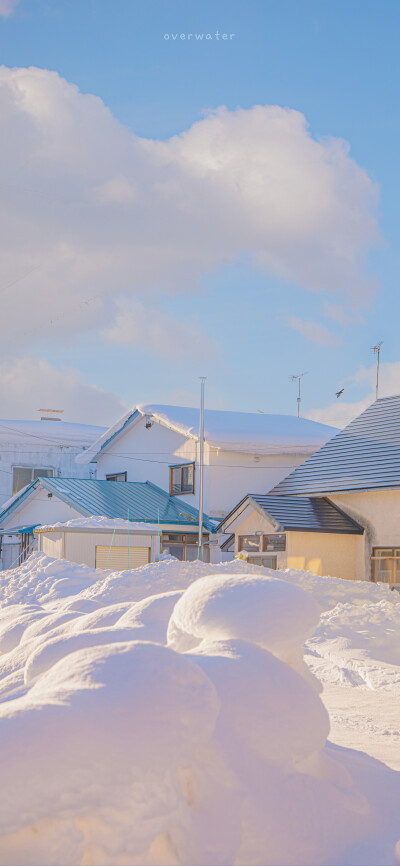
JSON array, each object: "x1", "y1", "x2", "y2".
[
  {"x1": 290, "y1": 372, "x2": 308, "y2": 417},
  {"x1": 371, "y1": 341, "x2": 383, "y2": 399}
]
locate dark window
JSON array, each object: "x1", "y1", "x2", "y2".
[
  {"x1": 371, "y1": 548, "x2": 400, "y2": 585},
  {"x1": 12, "y1": 466, "x2": 53, "y2": 495},
  {"x1": 106, "y1": 472, "x2": 127, "y2": 482},
  {"x1": 169, "y1": 463, "x2": 195, "y2": 496},
  {"x1": 238, "y1": 535, "x2": 260, "y2": 552},
  {"x1": 161, "y1": 532, "x2": 208, "y2": 561},
  {"x1": 262, "y1": 534, "x2": 286, "y2": 552},
  {"x1": 248, "y1": 556, "x2": 277, "y2": 570}
]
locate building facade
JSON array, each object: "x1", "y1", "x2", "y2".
[{"x1": 77, "y1": 404, "x2": 338, "y2": 520}]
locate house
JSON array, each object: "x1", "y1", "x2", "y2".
[
  {"x1": 35, "y1": 517, "x2": 160, "y2": 570},
  {"x1": 0, "y1": 418, "x2": 105, "y2": 509},
  {"x1": 0, "y1": 477, "x2": 214, "y2": 570},
  {"x1": 256, "y1": 393, "x2": 400, "y2": 586},
  {"x1": 76, "y1": 404, "x2": 338, "y2": 521},
  {"x1": 217, "y1": 493, "x2": 364, "y2": 580}
]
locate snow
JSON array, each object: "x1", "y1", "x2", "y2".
[
  {"x1": 0, "y1": 419, "x2": 105, "y2": 447},
  {"x1": 0, "y1": 554, "x2": 400, "y2": 864},
  {"x1": 36, "y1": 516, "x2": 158, "y2": 532},
  {"x1": 77, "y1": 403, "x2": 338, "y2": 463}
]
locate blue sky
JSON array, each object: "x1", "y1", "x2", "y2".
[{"x1": 0, "y1": 0, "x2": 399, "y2": 426}]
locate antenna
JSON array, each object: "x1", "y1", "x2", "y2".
[
  {"x1": 290, "y1": 372, "x2": 308, "y2": 418},
  {"x1": 371, "y1": 341, "x2": 383, "y2": 400}
]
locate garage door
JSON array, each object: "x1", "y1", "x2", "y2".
[{"x1": 95, "y1": 545, "x2": 150, "y2": 570}]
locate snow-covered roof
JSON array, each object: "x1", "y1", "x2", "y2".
[
  {"x1": 35, "y1": 516, "x2": 158, "y2": 533},
  {"x1": 77, "y1": 404, "x2": 338, "y2": 464},
  {"x1": 0, "y1": 419, "x2": 106, "y2": 448}
]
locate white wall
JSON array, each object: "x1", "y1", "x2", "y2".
[
  {"x1": 0, "y1": 488, "x2": 82, "y2": 530},
  {"x1": 207, "y1": 448, "x2": 316, "y2": 519},
  {"x1": 0, "y1": 441, "x2": 96, "y2": 509},
  {"x1": 96, "y1": 417, "x2": 203, "y2": 510},
  {"x1": 95, "y1": 417, "x2": 313, "y2": 520}
]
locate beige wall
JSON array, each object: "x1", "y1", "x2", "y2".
[
  {"x1": 230, "y1": 507, "x2": 360, "y2": 580},
  {"x1": 286, "y1": 531, "x2": 359, "y2": 580},
  {"x1": 329, "y1": 489, "x2": 400, "y2": 580},
  {"x1": 39, "y1": 530, "x2": 156, "y2": 568}
]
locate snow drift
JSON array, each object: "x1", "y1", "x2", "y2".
[{"x1": 0, "y1": 554, "x2": 399, "y2": 865}]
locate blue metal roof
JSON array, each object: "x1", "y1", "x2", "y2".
[
  {"x1": 271, "y1": 395, "x2": 400, "y2": 496},
  {"x1": 0, "y1": 478, "x2": 214, "y2": 532}
]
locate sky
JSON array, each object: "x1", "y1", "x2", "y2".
[{"x1": 0, "y1": 0, "x2": 399, "y2": 428}]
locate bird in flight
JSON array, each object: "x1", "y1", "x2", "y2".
[{"x1": 336, "y1": 388, "x2": 344, "y2": 398}]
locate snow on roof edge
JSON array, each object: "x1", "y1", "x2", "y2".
[{"x1": 76, "y1": 403, "x2": 339, "y2": 464}]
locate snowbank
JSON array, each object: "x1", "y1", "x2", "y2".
[{"x1": 0, "y1": 556, "x2": 399, "y2": 864}]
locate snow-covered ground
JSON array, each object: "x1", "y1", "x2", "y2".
[{"x1": 0, "y1": 554, "x2": 399, "y2": 865}]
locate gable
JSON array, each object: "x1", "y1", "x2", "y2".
[{"x1": 0, "y1": 486, "x2": 82, "y2": 530}]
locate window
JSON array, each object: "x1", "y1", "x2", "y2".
[
  {"x1": 239, "y1": 533, "x2": 286, "y2": 554},
  {"x1": 169, "y1": 463, "x2": 195, "y2": 496},
  {"x1": 106, "y1": 472, "x2": 127, "y2": 482},
  {"x1": 262, "y1": 534, "x2": 286, "y2": 552},
  {"x1": 161, "y1": 532, "x2": 209, "y2": 561},
  {"x1": 248, "y1": 556, "x2": 277, "y2": 569},
  {"x1": 238, "y1": 535, "x2": 261, "y2": 552},
  {"x1": 371, "y1": 548, "x2": 400, "y2": 585},
  {"x1": 12, "y1": 467, "x2": 53, "y2": 495}
]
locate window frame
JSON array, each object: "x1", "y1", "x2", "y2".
[
  {"x1": 161, "y1": 531, "x2": 208, "y2": 561},
  {"x1": 105, "y1": 472, "x2": 127, "y2": 482},
  {"x1": 371, "y1": 547, "x2": 400, "y2": 585},
  {"x1": 247, "y1": 555, "x2": 277, "y2": 570},
  {"x1": 12, "y1": 466, "x2": 54, "y2": 496},
  {"x1": 169, "y1": 462, "x2": 195, "y2": 496},
  {"x1": 238, "y1": 533, "x2": 286, "y2": 554},
  {"x1": 262, "y1": 534, "x2": 286, "y2": 552}
]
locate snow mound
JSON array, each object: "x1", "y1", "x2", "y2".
[
  {"x1": 306, "y1": 598, "x2": 400, "y2": 691},
  {"x1": 0, "y1": 556, "x2": 399, "y2": 864},
  {"x1": 167, "y1": 572, "x2": 320, "y2": 657}
]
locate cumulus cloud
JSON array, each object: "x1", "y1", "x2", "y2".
[
  {"x1": 106, "y1": 300, "x2": 219, "y2": 363},
  {"x1": 0, "y1": 66, "x2": 380, "y2": 351},
  {"x1": 287, "y1": 315, "x2": 340, "y2": 346},
  {"x1": 307, "y1": 361, "x2": 400, "y2": 428},
  {"x1": 0, "y1": 358, "x2": 128, "y2": 425}
]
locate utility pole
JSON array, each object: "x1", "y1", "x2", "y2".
[
  {"x1": 372, "y1": 341, "x2": 383, "y2": 400},
  {"x1": 290, "y1": 372, "x2": 308, "y2": 417},
  {"x1": 198, "y1": 377, "x2": 206, "y2": 561}
]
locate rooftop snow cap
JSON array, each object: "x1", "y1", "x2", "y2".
[
  {"x1": 76, "y1": 404, "x2": 338, "y2": 464},
  {"x1": 0, "y1": 419, "x2": 105, "y2": 448}
]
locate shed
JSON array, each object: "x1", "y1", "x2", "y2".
[
  {"x1": 0, "y1": 477, "x2": 214, "y2": 570},
  {"x1": 34, "y1": 517, "x2": 159, "y2": 570}
]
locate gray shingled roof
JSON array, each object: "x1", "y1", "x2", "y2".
[
  {"x1": 218, "y1": 494, "x2": 364, "y2": 534},
  {"x1": 271, "y1": 395, "x2": 400, "y2": 496}
]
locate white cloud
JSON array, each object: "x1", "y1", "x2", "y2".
[
  {"x1": 0, "y1": 358, "x2": 127, "y2": 425},
  {"x1": 306, "y1": 361, "x2": 400, "y2": 428},
  {"x1": 287, "y1": 315, "x2": 340, "y2": 346},
  {"x1": 0, "y1": 0, "x2": 19, "y2": 17},
  {"x1": 106, "y1": 300, "x2": 218, "y2": 363},
  {"x1": 0, "y1": 67, "x2": 380, "y2": 350}
]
